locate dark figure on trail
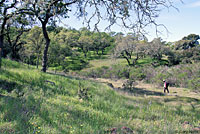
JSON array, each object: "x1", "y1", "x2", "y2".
[{"x1": 163, "y1": 80, "x2": 169, "y2": 93}]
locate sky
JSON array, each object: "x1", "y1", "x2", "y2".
[
  {"x1": 148, "y1": 0, "x2": 200, "y2": 42},
  {"x1": 61, "y1": 0, "x2": 200, "y2": 42}
]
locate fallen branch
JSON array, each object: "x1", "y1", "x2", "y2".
[{"x1": 45, "y1": 80, "x2": 55, "y2": 86}]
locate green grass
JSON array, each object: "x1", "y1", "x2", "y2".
[
  {"x1": 84, "y1": 57, "x2": 168, "y2": 72},
  {"x1": 0, "y1": 58, "x2": 200, "y2": 134},
  {"x1": 82, "y1": 58, "x2": 126, "y2": 71}
]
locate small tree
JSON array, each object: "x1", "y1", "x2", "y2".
[
  {"x1": 0, "y1": 0, "x2": 18, "y2": 68},
  {"x1": 174, "y1": 34, "x2": 200, "y2": 50},
  {"x1": 92, "y1": 32, "x2": 113, "y2": 57},
  {"x1": 113, "y1": 35, "x2": 146, "y2": 66},
  {"x1": 24, "y1": 26, "x2": 44, "y2": 68},
  {"x1": 78, "y1": 35, "x2": 93, "y2": 58},
  {"x1": 4, "y1": 14, "x2": 30, "y2": 60},
  {"x1": 146, "y1": 38, "x2": 167, "y2": 61}
]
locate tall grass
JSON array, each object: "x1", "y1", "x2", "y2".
[
  {"x1": 143, "y1": 63, "x2": 200, "y2": 90},
  {"x1": 80, "y1": 59, "x2": 200, "y2": 91},
  {"x1": 0, "y1": 58, "x2": 200, "y2": 133}
]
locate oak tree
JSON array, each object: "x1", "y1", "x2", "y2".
[{"x1": 19, "y1": 0, "x2": 177, "y2": 72}]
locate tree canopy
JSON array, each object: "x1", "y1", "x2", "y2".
[
  {"x1": 0, "y1": 0, "x2": 178, "y2": 71},
  {"x1": 174, "y1": 34, "x2": 200, "y2": 50}
]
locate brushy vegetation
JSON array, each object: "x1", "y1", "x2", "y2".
[
  {"x1": 80, "y1": 58, "x2": 200, "y2": 91},
  {"x1": 0, "y1": 59, "x2": 200, "y2": 134},
  {"x1": 143, "y1": 63, "x2": 200, "y2": 89}
]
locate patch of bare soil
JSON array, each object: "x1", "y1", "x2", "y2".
[{"x1": 47, "y1": 71, "x2": 200, "y2": 105}]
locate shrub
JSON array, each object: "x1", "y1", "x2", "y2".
[
  {"x1": 188, "y1": 78, "x2": 200, "y2": 91},
  {"x1": 122, "y1": 80, "x2": 136, "y2": 91},
  {"x1": 143, "y1": 63, "x2": 200, "y2": 90},
  {"x1": 80, "y1": 61, "x2": 200, "y2": 91},
  {"x1": 77, "y1": 82, "x2": 92, "y2": 100},
  {"x1": 129, "y1": 67, "x2": 146, "y2": 81}
]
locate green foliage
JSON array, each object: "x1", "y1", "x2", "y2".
[
  {"x1": 1, "y1": 59, "x2": 200, "y2": 133},
  {"x1": 91, "y1": 32, "x2": 114, "y2": 56},
  {"x1": 113, "y1": 34, "x2": 147, "y2": 66},
  {"x1": 144, "y1": 63, "x2": 200, "y2": 90},
  {"x1": 129, "y1": 67, "x2": 146, "y2": 81},
  {"x1": 167, "y1": 50, "x2": 181, "y2": 66},
  {"x1": 188, "y1": 78, "x2": 200, "y2": 91},
  {"x1": 174, "y1": 34, "x2": 199, "y2": 50},
  {"x1": 63, "y1": 55, "x2": 89, "y2": 71},
  {"x1": 80, "y1": 63, "x2": 147, "y2": 81},
  {"x1": 167, "y1": 46, "x2": 200, "y2": 66},
  {"x1": 13, "y1": 26, "x2": 115, "y2": 71}
]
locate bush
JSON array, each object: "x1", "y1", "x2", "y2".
[
  {"x1": 122, "y1": 80, "x2": 137, "y2": 91},
  {"x1": 80, "y1": 61, "x2": 200, "y2": 91},
  {"x1": 129, "y1": 67, "x2": 146, "y2": 81},
  {"x1": 188, "y1": 78, "x2": 200, "y2": 91},
  {"x1": 143, "y1": 63, "x2": 200, "y2": 90},
  {"x1": 167, "y1": 47, "x2": 200, "y2": 66},
  {"x1": 80, "y1": 64, "x2": 144, "y2": 80}
]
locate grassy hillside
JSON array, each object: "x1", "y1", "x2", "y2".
[
  {"x1": 0, "y1": 59, "x2": 200, "y2": 134},
  {"x1": 82, "y1": 57, "x2": 166, "y2": 72}
]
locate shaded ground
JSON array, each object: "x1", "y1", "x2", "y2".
[
  {"x1": 1, "y1": 68, "x2": 200, "y2": 133},
  {"x1": 47, "y1": 70, "x2": 200, "y2": 97},
  {"x1": 47, "y1": 70, "x2": 200, "y2": 103},
  {"x1": 0, "y1": 79, "x2": 20, "y2": 93}
]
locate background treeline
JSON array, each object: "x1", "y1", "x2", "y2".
[
  {"x1": 2, "y1": 25, "x2": 200, "y2": 90},
  {"x1": 3, "y1": 26, "x2": 115, "y2": 71},
  {"x1": 79, "y1": 33, "x2": 200, "y2": 90}
]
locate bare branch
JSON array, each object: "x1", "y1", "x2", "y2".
[{"x1": 79, "y1": 0, "x2": 179, "y2": 35}]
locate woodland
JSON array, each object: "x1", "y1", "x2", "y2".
[{"x1": 0, "y1": 0, "x2": 200, "y2": 133}]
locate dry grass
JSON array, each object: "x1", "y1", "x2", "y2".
[
  {"x1": 82, "y1": 58, "x2": 127, "y2": 71},
  {"x1": 89, "y1": 77, "x2": 200, "y2": 108}
]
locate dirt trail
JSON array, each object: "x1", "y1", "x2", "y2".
[
  {"x1": 93, "y1": 77, "x2": 200, "y2": 108},
  {"x1": 47, "y1": 71, "x2": 200, "y2": 101},
  {"x1": 91, "y1": 77, "x2": 200, "y2": 101}
]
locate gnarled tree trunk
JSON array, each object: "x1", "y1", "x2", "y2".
[
  {"x1": 41, "y1": 22, "x2": 50, "y2": 72},
  {"x1": 0, "y1": 36, "x2": 3, "y2": 68}
]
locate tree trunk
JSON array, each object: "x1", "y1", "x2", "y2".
[
  {"x1": 0, "y1": 20, "x2": 6, "y2": 68},
  {"x1": 96, "y1": 50, "x2": 99, "y2": 55},
  {"x1": 0, "y1": 36, "x2": 3, "y2": 68},
  {"x1": 132, "y1": 53, "x2": 139, "y2": 66},
  {"x1": 96, "y1": 50, "x2": 101, "y2": 58},
  {"x1": 0, "y1": 10, "x2": 7, "y2": 69},
  {"x1": 84, "y1": 52, "x2": 87, "y2": 58},
  {"x1": 41, "y1": 22, "x2": 50, "y2": 72},
  {"x1": 122, "y1": 54, "x2": 131, "y2": 66},
  {"x1": 126, "y1": 58, "x2": 131, "y2": 66},
  {"x1": 101, "y1": 50, "x2": 104, "y2": 55},
  {"x1": 36, "y1": 53, "x2": 39, "y2": 69},
  {"x1": 11, "y1": 46, "x2": 17, "y2": 60}
]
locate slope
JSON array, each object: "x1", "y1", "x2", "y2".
[{"x1": 0, "y1": 59, "x2": 200, "y2": 134}]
